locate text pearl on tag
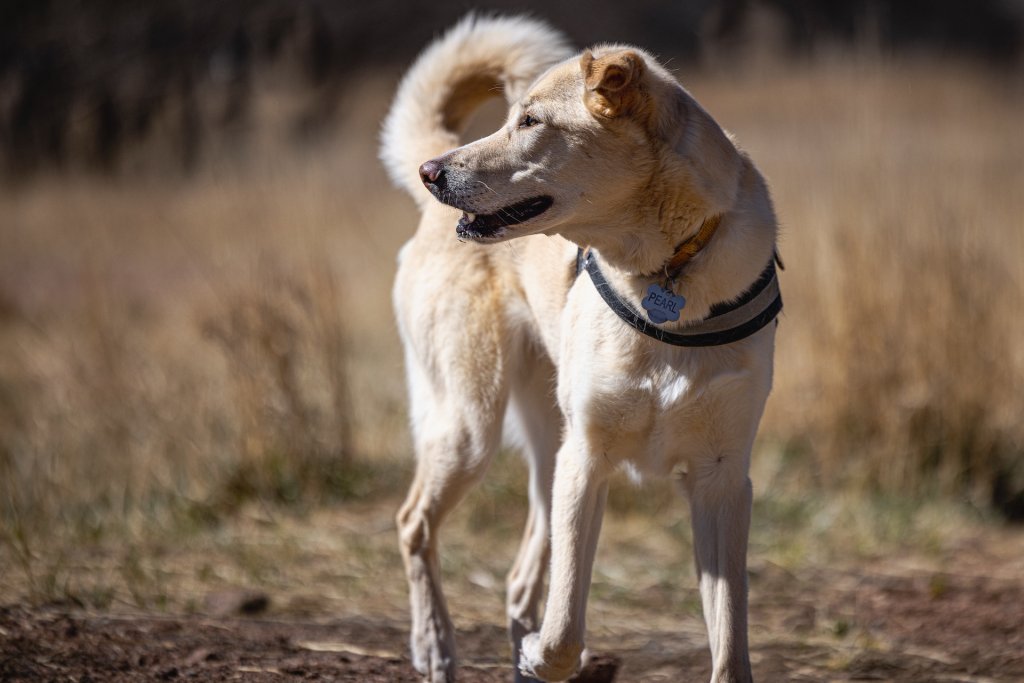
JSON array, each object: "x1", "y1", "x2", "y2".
[{"x1": 641, "y1": 283, "x2": 686, "y2": 324}]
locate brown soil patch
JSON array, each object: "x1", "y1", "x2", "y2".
[{"x1": 3, "y1": 564, "x2": 1022, "y2": 682}]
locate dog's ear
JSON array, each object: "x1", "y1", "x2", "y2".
[{"x1": 580, "y1": 49, "x2": 645, "y2": 118}]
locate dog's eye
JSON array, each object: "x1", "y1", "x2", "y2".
[{"x1": 518, "y1": 114, "x2": 541, "y2": 129}]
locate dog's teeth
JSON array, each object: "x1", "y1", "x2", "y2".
[{"x1": 466, "y1": 213, "x2": 476, "y2": 221}]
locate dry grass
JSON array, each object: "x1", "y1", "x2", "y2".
[
  {"x1": 0, "y1": 75, "x2": 413, "y2": 554},
  {"x1": 0, "y1": 59, "x2": 1022, "y2": 606},
  {"x1": 711, "y1": 59, "x2": 1024, "y2": 501}
]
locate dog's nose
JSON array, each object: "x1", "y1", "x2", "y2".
[{"x1": 419, "y1": 159, "x2": 445, "y2": 187}]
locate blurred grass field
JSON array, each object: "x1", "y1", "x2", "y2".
[{"x1": 1, "y1": 56, "x2": 1023, "y2": 614}]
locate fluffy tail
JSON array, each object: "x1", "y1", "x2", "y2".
[{"x1": 380, "y1": 15, "x2": 571, "y2": 205}]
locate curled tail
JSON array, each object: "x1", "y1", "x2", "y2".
[{"x1": 380, "y1": 15, "x2": 571, "y2": 205}]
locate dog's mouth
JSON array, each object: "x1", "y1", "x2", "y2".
[{"x1": 455, "y1": 196, "x2": 554, "y2": 241}]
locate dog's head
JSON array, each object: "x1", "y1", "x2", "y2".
[{"x1": 420, "y1": 46, "x2": 743, "y2": 244}]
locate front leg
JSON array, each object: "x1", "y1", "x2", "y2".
[
  {"x1": 519, "y1": 434, "x2": 609, "y2": 682},
  {"x1": 686, "y1": 455, "x2": 754, "y2": 683}
]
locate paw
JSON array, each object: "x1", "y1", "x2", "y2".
[
  {"x1": 411, "y1": 644, "x2": 455, "y2": 683},
  {"x1": 512, "y1": 627, "x2": 543, "y2": 683},
  {"x1": 512, "y1": 621, "x2": 542, "y2": 683},
  {"x1": 518, "y1": 632, "x2": 582, "y2": 682},
  {"x1": 514, "y1": 667, "x2": 545, "y2": 683},
  {"x1": 411, "y1": 618, "x2": 456, "y2": 682}
]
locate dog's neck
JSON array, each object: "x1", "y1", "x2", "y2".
[
  {"x1": 560, "y1": 147, "x2": 738, "y2": 278},
  {"x1": 569, "y1": 214, "x2": 720, "y2": 276},
  {"x1": 560, "y1": 162, "x2": 777, "y2": 320},
  {"x1": 560, "y1": 212, "x2": 710, "y2": 278}
]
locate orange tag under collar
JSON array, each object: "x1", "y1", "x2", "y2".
[{"x1": 663, "y1": 214, "x2": 722, "y2": 283}]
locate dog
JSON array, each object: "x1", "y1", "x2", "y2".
[{"x1": 380, "y1": 15, "x2": 780, "y2": 683}]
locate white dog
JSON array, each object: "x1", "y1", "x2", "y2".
[{"x1": 381, "y1": 15, "x2": 780, "y2": 683}]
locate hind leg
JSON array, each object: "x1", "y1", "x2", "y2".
[
  {"x1": 397, "y1": 353, "x2": 509, "y2": 683},
  {"x1": 504, "y1": 355, "x2": 561, "y2": 683}
]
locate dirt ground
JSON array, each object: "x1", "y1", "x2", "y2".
[{"x1": 4, "y1": 554, "x2": 1023, "y2": 682}]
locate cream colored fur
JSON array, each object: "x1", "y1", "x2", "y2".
[{"x1": 381, "y1": 14, "x2": 778, "y2": 683}]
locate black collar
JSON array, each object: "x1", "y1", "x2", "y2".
[{"x1": 575, "y1": 248, "x2": 782, "y2": 347}]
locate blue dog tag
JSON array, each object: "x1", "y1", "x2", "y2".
[{"x1": 642, "y1": 283, "x2": 686, "y2": 324}]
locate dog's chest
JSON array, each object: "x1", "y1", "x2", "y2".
[{"x1": 561, "y1": 338, "x2": 751, "y2": 474}]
